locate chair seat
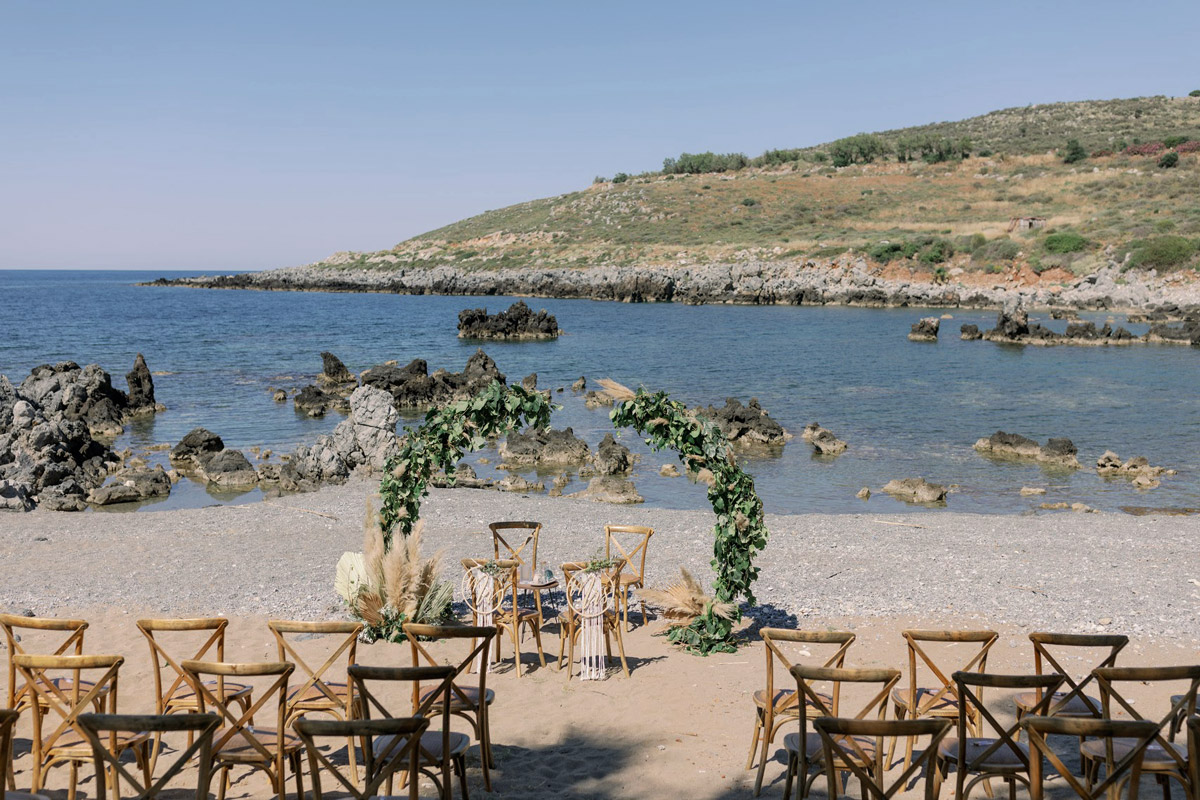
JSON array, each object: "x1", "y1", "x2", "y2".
[
  {"x1": 786, "y1": 732, "x2": 876, "y2": 764},
  {"x1": 373, "y1": 731, "x2": 470, "y2": 761},
  {"x1": 166, "y1": 680, "x2": 252, "y2": 709},
  {"x1": 14, "y1": 678, "x2": 106, "y2": 708},
  {"x1": 753, "y1": 689, "x2": 834, "y2": 712},
  {"x1": 939, "y1": 738, "x2": 1029, "y2": 770},
  {"x1": 1013, "y1": 690, "x2": 1099, "y2": 717},
  {"x1": 40, "y1": 731, "x2": 149, "y2": 759},
  {"x1": 417, "y1": 684, "x2": 495, "y2": 710},
  {"x1": 616, "y1": 573, "x2": 642, "y2": 586},
  {"x1": 287, "y1": 682, "x2": 349, "y2": 707},
  {"x1": 1080, "y1": 738, "x2": 1186, "y2": 771},
  {"x1": 892, "y1": 687, "x2": 960, "y2": 715},
  {"x1": 213, "y1": 728, "x2": 302, "y2": 761},
  {"x1": 516, "y1": 579, "x2": 559, "y2": 591},
  {"x1": 7, "y1": 793, "x2": 50, "y2": 800}
]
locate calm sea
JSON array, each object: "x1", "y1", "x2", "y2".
[{"x1": 1, "y1": 269, "x2": 1197, "y2": 515}]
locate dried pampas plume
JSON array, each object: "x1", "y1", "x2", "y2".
[
  {"x1": 595, "y1": 378, "x2": 636, "y2": 403},
  {"x1": 639, "y1": 568, "x2": 736, "y2": 629}
]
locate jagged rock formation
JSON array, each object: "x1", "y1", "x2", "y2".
[
  {"x1": 88, "y1": 466, "x2": 171, "y2": 505},
  {"x1": 960, "y1": 324, "x2": 983, "y2": 340},
  {"x1": 908, "y1": 317, "x2": 940, "y2": 342},
  {"x1": 973, "y1": 431, "x2": 1081, "y2": 469},
  {"x1": 569, "y1": 476, "x2": 644, "y2": 504},
  {"x1": 802, "y1": 423, "x2": 847, "y2": 455},
  {"x1": 593, "y1": 433, "x2": 633, "y2": 474},
  {"x1": 499, "y1": 427, "x2": 590, "y2": 467},
  {"x1": 882, "y1": 477, "x2": 947, "y2": 505},
  {"x1": 317, "y1": 351, "x2": 358, "y2": 395},
  {"x1": 170, "y1": 428, "x2": 225, "y2": 472},
  {"x1": 457, "y1": 301, "x2": 559, "y2": 340},
  {"x1": 125, "y1": 354, "x2": 162, "y2": 414},
  {"x1": 977, "y1": 304, "x2": 1199, "y2": 347},
  {"x1": 293, "y1": 385, "x2": 347, "y2": 417},
  {"x1": 1096, "y1": 451, "x2": 1174, "y2": 489},
  {"x1": 360, "y1": 349, "x2": 505, "y2": 408},
  {"x1": 698, "y1": 398, "x2": 790, "y2": 448}
]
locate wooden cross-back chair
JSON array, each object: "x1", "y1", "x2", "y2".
[
  {"x1": 2, "y1": 615, "x2": 92, "y2": 714},
  {"x1": 748, "y1": 629, "x2": 856, "y2": 796},
  {"x1": 1014, "y1": 632, "x2": 1128, "y2": 722},
  {"x1": 934, "y1": 671, "x2": 1065, "y2": 800},
  {"x1": 889, "y1": 629, "x2": 999, "y2": 770},
  {"x1": 556, "y1": 560, "x2": 629, "y2": 681},
  {"x1": 815, "y1": 717, "x2": 952, "y2": 800},
  {"x1": 489, "y1": 521, "x2": 557, "y2": 637},
  {"x1": 295, "y1": 714, "x2": 429, "y2": 800},
  {"x1": 781, "y1": 664, "x2": 901, "y2": 800},
  {"x1": 603, "y1": 525, "x2": 655, "y2": 631},
  {"x1": 349, "y1": 665, "x2": 463, "y2": 800},
  {"x1": 1079, "y1": 665, "x2": 1200, "y2": 799},
  {"x1": 1024, "y1": 716, "x2": 1160, "y2": 800},
  {"x1": 136, "y1": 618, "x2": 252, "y2": 774},
  {"x1": 402, "y1": 623, "x2": 498, "y2": 793},
  {"x1": 78, "y1": 712, "x2": 218, "y2": 800},
  {"x1": 181, "y1": 659, "x2": 303, "y2": 800},
  {"x1": 13, "y1": 654, "x2": 150, "y2": 800},
  {"x1": 461, "y1": 558, "x2": 545, "y2": 677},
  {"x1": 267, "y1": 620, "x2": 363, "y2": 724},
  {"x1": 0, "y1": 708, "x2": 48, "y2": 800}
]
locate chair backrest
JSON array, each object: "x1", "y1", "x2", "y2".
[
  {"x1": 181, "y1": 660, "x2": 293, "y2": 763},
  {"x1": 791, "y1": 665, "x2": 901, "y2": 767},
  {"x1": 348, "y1": 664, "x2": 455, "y2": 798},
  {"x1": 760, "y1": 628, "x2": 855, "y2": 718},
  {"x1": 0, "y1": 708, "x2": 19, "y2": 800},
  {"x1": 604, "y1": 525, "x2": 654, "y2": 583},
  {"x1": 402, "y1": 623, "x2": 498, "y2": 705},
  {"x1": 78, "y1": 712, "x2": 219, "y2": 800},
  {"x1": 1093, "y1": 665, "x2": 1200, "y2": 778},
  {"x1": 952, "y1": 672, "x2": 1065, "y2": 776},
  {"x1": 296, "y1": 715, "x2": 429, "y2": 800},
  {"x1": 815, "y1": 717, "x2": 951, "y2": 800},
  {"x1": 488, "y1": 521, "x2": 543, "y2": 575},
  {"x1": 1189, "y1": 717, "x2": 1200, "y2": 794},
  {"x1": 562, "y1": 560, "x2": 626, "y2": 620},
  {"x1": 1023, "y1": 716, "x2": 1159, "y2": 800},
  {"x1": 1, "y1": 614, "x2": 88, "y2": 709},
  {"x1": 900, "y1": 629, "x2": 998, "y2": 715},
  {"x1": 13, "y1": 654, "x2": 122, "y2": 753},
  {"x1": 137, "y1": 617, "x2": 234, "y2": 713},
  {"x1": 1028, "y1": 632, "x2": 1128, "y2": 717},
  {"x1": 267, "y1": 620, "x2": 363, "y2": 712},
  {"x1": 460, "y1": 559, "x2": 518, "y2": 619}
]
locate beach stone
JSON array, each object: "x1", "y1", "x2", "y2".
[
  {"x1": 88, "y1": 466, "x2": 172, "y2": 505},
  {"x1": 960, "y1": 324, "x2": 982, "y2": 340},
  {"x1": 659, "y1": 464, "x2": 680, "y2": 478},
  {"x1": 272, "y1": 388, "x2": 287, "y2": 402},
  {"x1": 496, "y1": 474, "x2": 544, "y2": 494},
  {"x1": 170, "y1": 428, "x2": 225, "y2": 471},
  {"x1": 201, "y1": 449, "x2": 259, "y2": 487},
  {"x1": 974, "y1": 431, "x2": 1081, "y2": 469},
  {"x1": 882, "y1": 477, "x2": 947, "y2": 505},
  {"x1": 698, "y1": 398, "x2": 788, "y2": 448},
  {"x1": 584, "y1": 390, "x2": 613, "y2": 409},
  {"x1": 804, "y1": 423, "x2": 847, "y2": 455},
  {"x1": 38, "y1": 480, "x2": 89, "y2": 512},
  {"x1": 569, "y1": 476, "x2": 644, "y2": 504},
  {"x1": 124, "y1": 354, "x2": 158, "y2": 414},
  {"x1": 593, "y1": 433, "x2": 632, "y2": 475},
  {"x1": 457, "y1": 300, "x2": 559, "y2": 340},
  {"x1": 1020, "y1": 486, "x2": 1047, "y2": 496},
  {"x1": 908, "y1": 317, "x2": 940, "y2": 342},
  {"x1": 0, "y1": 480, "x2": 34, "y2": 512},
  {"x1": 857, "y1": 487, "x2": 870, "y2": 499},
  {"x1": 572, "y1": 376, "x2": 586, "y2": 392},
  {"x1": 500, "y1": 427, "x2": 590, "y2": 467}
]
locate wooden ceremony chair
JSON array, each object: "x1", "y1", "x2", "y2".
[
  {"x1": 78, "y1": 712, "x2": 218, "y2": 800},
  {"x1": 461, "y1": 559, "x2": 545, "y2": 676},
  {"x1": 748, "y1": 629, "x2": 856, "y2": 796},
  {"x1": 2, "y1": 615, "x2": 91, "y2": 715},
  {"x1": 137, "y1": 618, "x2": 252, "y2": 774},
  {"x1": 890, "y1": 629, "x2": 999, "y2": 771},
  {"x1": 489, "y1": 521, "x2": 557, "y2": 639},
  {"x1": 781, "y1": 664, "x2": 901, "y2": 800},
  {"x1": 295, "y1": 715, "x2": 429, "y2": 800},
  {"x1": 0, "y1": 708, "x2": 49, "y2": 800},
  {"x1": 934, "y1": 671, "x2": 1065, "y2": 800},
  {"x1": 1024, "y1": 716, "x2": 1160, "y2": 800},
  {"x1": 604, "y1": 525, "x2": 655, "y2": 631},
  {"x1": 267, "y1": 620, "x2": 362, "y2": 725},
  {"x1": 181, "y1": 659, "x2": 303, "y2": 800},
  {"x1": 1079, "y1": 665, "x2": 1200, "y2": 799},
  {"x1": 1013, "y1": 632, "x2": 1128, "y2": 722},
  {"x1": 349, "y1": 665, "x2": 463, "y2": 800},
  {"x1": 815, "y1": 717, "x2": 952, "y2": 800},
  {"x1": 556, "y1": 560, "x2": 629, "y2": 680},
  {"x1": 13, "y1": 654, "x2": 150, "y2": 800},
  {"x1": 402, "y1": 623, "x2": 498, "y2": 793}
]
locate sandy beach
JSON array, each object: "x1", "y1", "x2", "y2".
[{"x1": 2, "y1": 480, "x2": 1198, "y2": 799}]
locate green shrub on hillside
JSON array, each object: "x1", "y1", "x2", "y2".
[
  {"x1": 1190, "y1": 90, "x2": 1200, "y2": 97},
  {"x1": 829, "y1": 134, "x2": 889, "y2": 167},
  {"x1": 741, "y1": 197, "x2": 758, "y2": 207},
  {"x1": 662, "y1": 151, "x2": 748, "y2": 174},
  {"x1": 918, "y1": 238, "x2": 954, "y2": 263},
  {"x1": 867, "y1": 240, "x2": 918, "y2": 263},
  {"x1": 1062, "y1": 139, "x2": 1088, "y2": 164},
  {"x1": 1127, "y1": 236, "x2": 1196, "y2": 269},
  {"x1": 1163, "y1": 135, "x2": 1191, "y2": 148},
  {"x1": 972, "y1": 237, "x2": 1020, "y2": 262},
  {"x1": 1158, "y1": 151, "x2": 1179, "y2": 169},
  {"x1": 612, "y1": 172, "x2": 630, "y2": 184},
  {"x1": 1044, "y1": 232, "x2": 1089, "y2": 253}
]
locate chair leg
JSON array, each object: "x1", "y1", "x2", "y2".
[
  {"x1": 293, "y1": 752, "x2": 304, "y2": 800},
  {"x1": 746, "y1": 711, "x2": 763, "y2": 769},
  {"x1": 68, "y1": 759, "x2": 78, "y2": 800},
  {"x1": 779, "y1": 751, "x2": 795, "y2": 800},
  {"x1": 457, "y1": 754, "x2": 471, "y2": 800},
  {"x1": 612, "y1": 623, "x2": 629, "y2": 677},
  {"x1": 753, "y1": 725, "x2": 772, "y2": 796},
  {"x1": 530, "y1": 620, "x2": 547, "y2": 668}
]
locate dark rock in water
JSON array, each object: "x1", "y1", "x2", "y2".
[
  {"x1": 698, "y1": 398, "x2": 790, "y2": 448},
  {"x1": 496, "y1": 473, "x2": 545, "y2": 494},
  {"x1": 973, "y1": 430, "x2": 1081, "y2": 468},
  {"x1": 457, "y1": 301, "x2": 559, "y2": 340},
  {"x1": 431, "y1": 463, "x2": 494, "y2": 490},
  {"x1": 594, "y1": 433, "x2": 632, "y2": 474},
  {"x1": 991, "y1": 306, "x2": 1030, "y2": 339},
  {"x1": 1146, "y1": 315, "x2": 1200, "y2": 346},
  {"x1": 571, "y1": 376, "x2": 586, "y2": 392},
  {"x1": 19, "y1": 362, "x2": 129, "y2": 438},
  {"x1": 170, "y1": 428, "x2": 225, "y2": 471},
  {"x1": 882, "y1": 477, "x2": 947, "y2": 505},
  {"x1": 201, "y1": 449, "x2": 258, "y2": 487},
  {"x1": 317, "y1": 352, "x2": 357, "y2": 395},
  {"x1": 521, "y1": 373, "x2": 538, "y2": 391},
  {"x1": 361, "y1": 349, "x2": 505, "y2": 409},
  {"x1": 908, "y1": 317, "x2": 940, "y2": 342},
  {"x1": 960, "y1": 324, "x2": 982, "y2": 340},
  {"x1": 125, "y1": 354, "x2": 158, "y2": 413},
  {"x1": 802, "y1": 423, "x2": 847, "y2": 455},
  {"x1": 293, "y1": 385, "x2": 339, "y2": 417},
  {"x1": 272, "y1": 388, "x2": 287, "y2": 402},
  {"x1": 89, "y1": 466, "x2": 171, "y2": 505},
  {"x1": 569, "y1": 476, "x2": 644, "y2": 504},
  {"x1": 500, "y1": 427, "x2": 590, "y2": 466},
  {"x1": 584, "y1": 390, "x2": 613, "y2": 409}
]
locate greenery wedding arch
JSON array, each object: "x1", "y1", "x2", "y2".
[{"x1": 374, "y1": 379, "x2": 769, "y2": 654}]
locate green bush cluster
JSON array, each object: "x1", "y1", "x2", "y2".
[
  {"x1": 828, "y1": 134, "x2": 889, "y2": 167},
  {"x1": 972, "y1": 237, "x2": 1021, "y2": 262},
  {"x1": 867, "y1": 235, "x2": 956, "y2": 264},
  {"x1": 894, "y1": 134, "x2": 972, "y2": 163},
  {"x1": 1062, "y1": 139, "x2": 1088, "y2": 164},
  {"x1": 662, "y1": 151, "x2": 749, "y2": 174},
  {"x1": 1126, "y1": 235, "x2": 1197, "y2": 269},
  {"x1": 1044, "y1": 231, "x2": 1089, "y2": 253},
  {"x1": 1158, "y1": 151, "x2": 1179, "y2": 169}
]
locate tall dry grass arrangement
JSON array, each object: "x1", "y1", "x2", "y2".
[
  {"x1": 595, "y1": 378, "x2": 636, "y2": 402},
  {"x1": 640, "y1": 568, "x2": 736, "y2": 630},
  {"x1": 336, "y1": 498, "x2": 454, "y2": 641}
]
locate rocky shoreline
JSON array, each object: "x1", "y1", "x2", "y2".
[{"x1": 144, "y1": 258, "x2": 1200, "y2": 312}]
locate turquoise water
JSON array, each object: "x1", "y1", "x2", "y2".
[{"x1": 1, "y1": 269, "x2": 1197, "y2": 515}]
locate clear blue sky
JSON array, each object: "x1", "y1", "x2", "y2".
[{"x1": 2, "y1": 0, "x2": 1197, "y2": 270}]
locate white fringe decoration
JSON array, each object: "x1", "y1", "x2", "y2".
[
  {"x1": 578, "y1": 572, "x2": 606, "y2": 681},
  {"x1": 469, "y1": 568, "x2": 495, "y2": 673}
]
